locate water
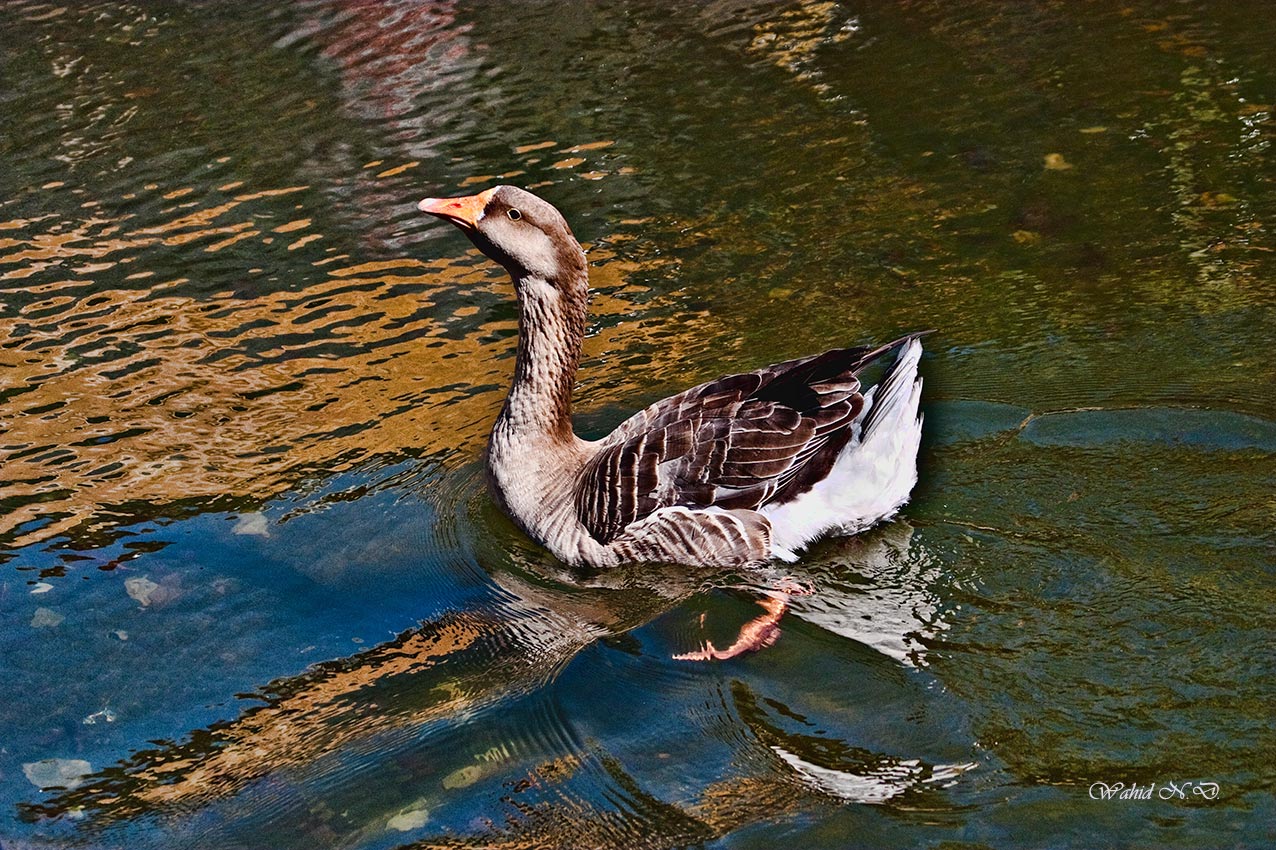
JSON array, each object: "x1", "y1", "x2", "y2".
[{"x1": 1, "y1": 1, "x2": 1273, "y2": 847}]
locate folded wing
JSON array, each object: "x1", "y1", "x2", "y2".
[{"x1": 577, "y1": 336, "x2": 920, "y2": 544}]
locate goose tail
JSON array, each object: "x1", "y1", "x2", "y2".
[{"x1": 761, "y1": 337, "x2": 925, "y2": 555}]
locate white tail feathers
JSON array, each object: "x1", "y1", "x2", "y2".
[{"x1": 761, "y1": 338, "x2": 924, "y2": 556}]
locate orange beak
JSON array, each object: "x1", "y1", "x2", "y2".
[{"x1": 417, "y1": 188, "x2": 495, "y2": 230}]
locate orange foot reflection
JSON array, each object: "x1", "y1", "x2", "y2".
[{"x1": 674, "y1": 592, "x2": 792, "y2": 662}]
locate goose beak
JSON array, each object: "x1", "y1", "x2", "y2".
[{"x1": 418, "y1": 188, "x2": 495, "y2": 230}]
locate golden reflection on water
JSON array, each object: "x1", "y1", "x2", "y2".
[
  {"x1": 85, "y1": 612, "x2": 491, "y2": 818},
  {"x1": 22, "y1": 526, "x2": 954, "y2": 835},
  {"x1": 28, "y1": 630, "x2": 831, "y2": 849},
  {"x1": 23, "y1": 564, "x2": 683, "y2": 822},
  {"x1": 0, "y1": 184, "x2": 711, "y2": 550}
]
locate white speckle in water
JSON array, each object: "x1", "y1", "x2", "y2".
[{"x1": 83, "y1": 708, "x2": 117, "y2": 725}]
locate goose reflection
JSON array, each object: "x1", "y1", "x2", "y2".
[
  {"x1": 17, "y1": 548, "x2": 707, "y2": 825},
  {"x1": 782, "y1": 520, "x2": 949, "y2": 668},
  {"x1": 21, "y1": 512, "x2": 963, "y2": 843}
]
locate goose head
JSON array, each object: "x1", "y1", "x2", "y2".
[{"x1": 418, "y1": 186, "x2": 587, "y2": 288}]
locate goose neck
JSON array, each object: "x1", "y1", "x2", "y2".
[{"x1": 495, "y1": 272, "x2": 587, "y2": 444}]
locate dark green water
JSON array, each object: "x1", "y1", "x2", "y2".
[{"x1": 2, "y1": 1, "x2": 1273, "y2": 847}]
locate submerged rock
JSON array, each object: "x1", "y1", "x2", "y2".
[
  {"x1": 1043, "y1": 152, "x2": 1073, "y2": 171},
  {"x1": 442, "y1": 764, "x2": 484, "y2": 789},
  {"x1": 387, "y1": 806, "x2": 430, "y2": 832},
  {"x1": 125, "y1": 576, "x2": 161, "y2": 607},
  {"x1": 23, "y1": 758, "x2": 93, "y2": 790},
  {"x1": 232, "y1": 512, "x2": 271, "y2": 537},
  {"x1": 30, "y1": 607, "x2": 64, "y2": 628}
]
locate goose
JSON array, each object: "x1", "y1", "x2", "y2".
[{"x1": 419, "y1": 186, "x2": 927, "y2": 659}]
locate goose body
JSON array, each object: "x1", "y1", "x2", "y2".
[{"x1": 419, "y1": 186, "x2": 925, "y2": 570}]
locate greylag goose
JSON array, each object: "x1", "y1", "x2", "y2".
[{"x1": 419, "y1": 186, "x2": 926, "y2": 658}]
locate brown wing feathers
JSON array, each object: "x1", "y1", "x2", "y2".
[{"x1": 576, "y1": 338, "x2": 919, "y2": 545}]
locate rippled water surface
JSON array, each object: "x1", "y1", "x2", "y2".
[{"x1": 2, "y1": 1, "x2": 1274, "y2": 848}]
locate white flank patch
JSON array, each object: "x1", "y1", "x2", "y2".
[{"x1": 761, "y1": 339, "x2": 925, "y2": 554}]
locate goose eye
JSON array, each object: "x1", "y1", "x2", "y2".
[{"x1": 507, "y1": 208, "x2": 522, "y2": 221}]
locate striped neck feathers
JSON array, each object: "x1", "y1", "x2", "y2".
[{"x1": 496, "y1": 266, "x2": 589, "y2": 443}]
